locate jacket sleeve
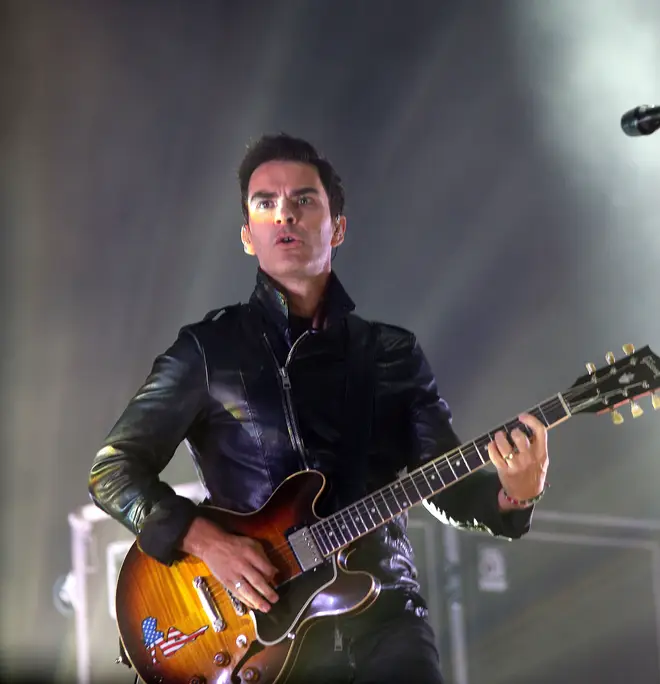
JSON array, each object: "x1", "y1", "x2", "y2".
[
  {"x1": 403, "y1": 334, "x2": 533, "y2": 540},
  {"x1": 88, "y1": 327, "x2": 208, "y2": 564}
]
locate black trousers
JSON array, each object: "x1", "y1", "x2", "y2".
[{"x1": 287, "y1": 604, "x2": 444, "y2": 683}]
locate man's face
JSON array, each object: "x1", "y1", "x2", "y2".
[{"x1": 242, "y1": 160, "x2": 345, "y2": 280}]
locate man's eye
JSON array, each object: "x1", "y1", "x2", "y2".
[
  {"x1": 298, "y1": 196, "x2": 311, "y2": 205},
  {"x1": 256, "y1": 200, "x2": 273, "y2": 209}
]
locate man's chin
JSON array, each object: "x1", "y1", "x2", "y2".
[{"x1": 259, "y1": 261, "x2": 327, "y2": 282}]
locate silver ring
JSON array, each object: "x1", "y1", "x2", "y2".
[
  {"x1": 503, "y1": 452, "x2": 514, "y2": 462},
  {"x1": 234, "y1": 581, "x2": 242, "y2": 590}
]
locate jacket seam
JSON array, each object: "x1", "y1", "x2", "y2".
[{"x1": 184, "y1": 328, "x2": 210, "y2": 396}]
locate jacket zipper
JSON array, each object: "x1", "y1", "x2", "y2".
[{"x1": 263, "y1": 331, "x2": 311, "y2": 467}]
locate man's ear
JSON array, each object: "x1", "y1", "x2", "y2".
[
  {"x1": 331, "y1": 215, "x2": 347, "y2": 247},
  {"x1": 241, "y1": 224, "x2": 256, "y2": 255}
]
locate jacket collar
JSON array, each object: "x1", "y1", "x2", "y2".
[{"x1": 249, "y1": 268, "x2": 355, "y2": 337}]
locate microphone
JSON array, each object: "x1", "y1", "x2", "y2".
[{"x1": 621, "y1": 105, "x2": 660, "y2": 137}]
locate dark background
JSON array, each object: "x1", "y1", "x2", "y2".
[{"x1": 3, "y1": 0, "x2": 660, "y2": 681}]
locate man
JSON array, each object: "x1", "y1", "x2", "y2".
[{"x1": 89, "y1": 133, "x2": 549, "y2": 683}]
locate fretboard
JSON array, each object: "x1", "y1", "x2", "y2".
[{"x1": 309, "y1": 393, "x2": 570, "y2": 557}]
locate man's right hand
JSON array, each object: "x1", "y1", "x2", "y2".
[{"x1": 181, "y1": 516, "x2": 279, "y2": 613}]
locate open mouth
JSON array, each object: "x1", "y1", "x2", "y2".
[{"x1": 276, "y1": 236, "x2": 301, "y2": 245}]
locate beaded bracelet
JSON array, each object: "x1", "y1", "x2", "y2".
[{"x1": 502, "y1": 485, "x2": 548, "y2": 508}]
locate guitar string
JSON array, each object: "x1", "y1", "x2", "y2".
[
  {"x1": 199, "y1": 394, "x2": 573, "y2": 583},
  {"x1": 199, "y1": 394, "x2": 573, "y2": 595}
]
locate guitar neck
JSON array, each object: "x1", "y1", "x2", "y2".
[{"x1": 310, "y1": 393, "x2": 571, "y2": 557}]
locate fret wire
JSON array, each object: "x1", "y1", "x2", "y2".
[
  {"x1": 339, "y1": 508, "x2": 359, "y2": 540},
  {"x1": 350, "y1": 505, "x2": 368, "y2": 534},
  {"x1": 431, "y1": 461, "x2": 446, "y2": 487},
  {"x1": 392, "y1": 480, "x2": 412, "y2": 510},
  {"x1": 445, "y1": 455, "x2": 458, "y2": 480},
  {"x1": 378, "y1": 490, "x2": 395, "y2": 517},
  {"x1": 324, "y1": 516, "x2": 340, "y2": 550},
  {"x1": 458, "y1": 446, "x2": 469, "y2": 469},
  {"x1": 315, "y1": 519, "x2": 328, "y2": 553},
  {"x1": 412, "y1": 470, "x2": 433, "y2": 498},
  {"x1": 322, "y1": 518, "x2": 340, "y2": 552},
  {"x1": 447, "y1": 449, "x2": 468, "y2": 477},
  {"x1": 359, "y1": 500, "x2": 376, "y2": 527},
  {"x1": 420, "y1": 466, "x2": 434, "y2": 493},
  {"x1": 367, "y1": 495, "x2": 384, "y2": 524},
  {"x1": 346, "y1": 506, "x2": 364, "y2": 536},
  {"x1": 311, "y1": 523, "x2": 329, "y2": 556},
  {"x1": 331, "y1": 513, "x2": 349, "y2": 546},
  {"x1": 462, "y1": 443, "x2": 483, "y2": 470},
  {"x1": 390, "y1": 482, "x2": 409, "y2": 509},
  {"x1": 536, "y1": 403, "x2": 549, "y2": 426},
  {"x1": 473, "y1": 440, "x2": 486, "y2": 464},
  {"x1": 406, "y1": 474, "x2": 423, "y2": 500}
]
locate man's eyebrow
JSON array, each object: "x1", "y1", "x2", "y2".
[
  {"x1": 290, "y1": 187, "x2": 320, "y2": 197},
  {"x1": 248, "y1": 187, "x2": 320, "y2": 203}
]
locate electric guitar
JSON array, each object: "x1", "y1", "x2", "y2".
[{"x1": 114, "y1": 344, "x2": 660, "y2": 684}]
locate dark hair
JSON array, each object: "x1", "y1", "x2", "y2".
[{"x1": 238, "y1": 133, "x2": 345, "y2": 222}]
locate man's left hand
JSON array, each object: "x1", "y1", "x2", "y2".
[{"x1": 487, "y1": 413, "x2": 549, "y2": 510}]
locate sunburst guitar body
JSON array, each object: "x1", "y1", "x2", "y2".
[{"x1": 116, "y1": 471, "x2": 380, "y2": 684}]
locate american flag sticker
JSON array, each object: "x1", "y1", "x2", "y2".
[{"x1": 141, "y1": 616, "x2": 209, "y2": 664}]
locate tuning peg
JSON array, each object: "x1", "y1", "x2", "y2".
[
  {"x1": 622, "y1": 344, "x2": 635, "y2": 356},
  {"x1": 586, "y1": 362, "x2": 597, "y2": 375},
  {"x1": 630, "y1": 401, "x2": 644, "y2": 418},
  {"x1": 652, "y1": 392, "x2": 660, "y2": 411},
  {"x1": 611, "y1": 410, "x2": 624, "y2": 425},
  {"x1": 606, "y1": 352, "x2": 616, "y2": 365}
]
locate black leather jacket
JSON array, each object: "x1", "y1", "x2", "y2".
[{"x1": 89, "y1": 270, "x2": 531, "y2": 597}]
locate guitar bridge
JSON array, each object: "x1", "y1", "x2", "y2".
[{"x1": 288, "y1": 527, "x2": 323, "y2": 571}]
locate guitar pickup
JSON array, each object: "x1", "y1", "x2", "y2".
[
  {"x1": 192, "y1": 576, "x2": 226, "y2": 632},
  {"x1": 288, "y1": 527, "x2": 323, "y2": 571}
]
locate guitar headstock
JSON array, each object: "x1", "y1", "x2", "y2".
[{"x1": 565, "y1": 344, "x2": 660, "y2": 423}]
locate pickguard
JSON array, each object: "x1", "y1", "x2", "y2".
[{"x1": 253, "y1": 558, "x2": 337, "y2": 645}]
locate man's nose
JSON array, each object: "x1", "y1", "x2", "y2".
[{"x1": 274, "y1": 200, "x2": 296, "y2": 224}]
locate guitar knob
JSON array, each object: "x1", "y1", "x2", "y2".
[
  {"x1": 611, "y1": 410, "x2": 624, "y2": 425},
  {"x1": 622, "y1": 344, "x2": 635, "y2": 356},
  {"x1": 652, "y1": 392, "x2": 660, "y2": 411},
  {"x1": 606, "y1": 352, "x2": 616, "y2": 365},
  {"x1": 214, "y1": 651, "x2": 231, "y2": 666},
  {"x1": 630, "y1": 401, "x2": 644, "y2": 418},
  {"x1": 243, "y1": 667, "x2": 260, "y2": 682},
  {"x1": 586, "y1": 363, "x2": 597, "y2": 375},
  {"x1": 236, "y1": 634, "x2": 249, "y2": 648}
]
